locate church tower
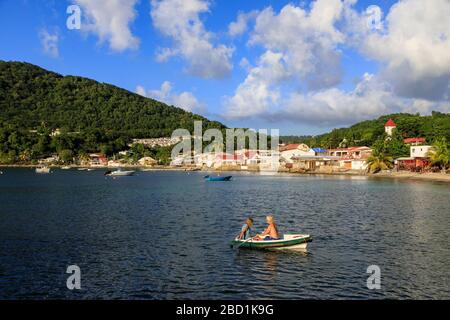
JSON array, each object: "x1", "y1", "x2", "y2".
[{"x1": 384, "y1": 118, "x2": 396, "y2": 136}]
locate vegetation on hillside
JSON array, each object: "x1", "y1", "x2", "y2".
[
  {"x1": 0, "y1": 61, "x2": 226, "y2": 164},
  {"x1": 280, "y1": 112, "x2": 450, "y2": 150}
]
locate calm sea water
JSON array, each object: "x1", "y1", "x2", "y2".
[{"x1": 0, "y1": 168, "x2": 449, "y2": 299}]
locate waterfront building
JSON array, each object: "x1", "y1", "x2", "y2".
[
  {"x1": 395, "y1": 145, "x2": 433, "y2": 171},
  {"x1": 280, "y1": 144, "x2": 315, "y2": 163},
  {"x1": 327, "y1": 146, "x2": 372, "y2": 171},
  {"x1": 89, "y1": 153, "x2": 108, "y2": 166}
]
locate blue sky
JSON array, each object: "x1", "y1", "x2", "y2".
[{"x1": 1, "y1": 0, "x2": 448, "y2": 135}]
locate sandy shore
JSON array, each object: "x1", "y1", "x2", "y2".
[{"x1": 368, "y1": 171, "x2": 450, "y2": 182}]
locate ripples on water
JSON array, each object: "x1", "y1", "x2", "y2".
[{"x1": 0, "y1": 169, "x2": 449, "y2": 299}]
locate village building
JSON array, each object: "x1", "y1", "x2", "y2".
[
  {"x1": 290, "y1": 155, "x2": 340, "y2": 172},
  {"x1": 280, "y1": 144, "x2": 315, "y2": 163},
  {"x1": 327, "y1": 146, "x2": 372, "y2": 171},
  {"x1": 38, "y1": 154, "x2": 59, "y2": 164},
  {"x1": 214, "y1": 153, "x2": 243, "y2": 168},
  {"x1": 403, "y1": 137, "x2": 426, "y2": 146},
  {"x1": 384, "y1": 118, "x2": 396, "y2": 136},
  {"x1": 138, "y1": 156, "x2": 157, "y2": 166},
  {"x1": 311, "y1": 147, "x2": 327, "y2": 156},
  {"x1": 89, "y1": 153, "x2": 108, "y2": 166},
  {"x1": 131, "y1": 137, "x2": 181, "y2": 147},
  {"x1": 395, "y1": 145, "x2": 433, "y2": 171}
]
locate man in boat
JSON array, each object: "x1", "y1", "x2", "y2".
[
  {"x1": 253, "y1": 215, "x2": 280, "y2": 241},
  {"x1": 237, "y1": 217, "x2": 254, "y2": 240}
]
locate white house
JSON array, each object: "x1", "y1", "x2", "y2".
[
  {"x1": 280, "y1": 144, "x2": 315, "y2": 163},
  {"x1": 410, "y1": 145, "x2": 433, "y2": 158}
]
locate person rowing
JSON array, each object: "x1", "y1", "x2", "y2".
[
  {"x1": 252, "y1": 215, "x2": 280, "y2": 241},
  {"x1": 237, "y1": 217, "x2": 254, "y2": 240}
]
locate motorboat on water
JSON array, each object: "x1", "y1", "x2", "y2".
[
  {"x1": 78, "y1": 167, "x2": 94, "y2": 171},
  {"x1": 231, "y1": 234, "x2": 312, "y2": 250},
  {"x1": 104, "y1": 169, "x2": 135, "y2": 176},
  {"x1": 35, "y1": 166, "x2": 51, "y2": 174},
  {"x1": 204, "y1": 175, "x2": 232, "y2": 181},
  {"x1": 61, "y1": 166, "x2": 71, "y2": 170}
]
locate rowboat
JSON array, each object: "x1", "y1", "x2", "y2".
[
  {"x1": 231, "y1": 234, "x2": 312, "y2": 250},
  {"x1": 105, "y1": 169, "x2": 135, "y2": 176},
  {"x1": 35, "y1": 166, "x2": 51, "y2": 174},
  {"x1": 204, "y1": 175, "x2": 232, "y2": 181}
]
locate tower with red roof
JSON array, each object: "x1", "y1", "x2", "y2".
[{"x1": 384, "y1": 118, "x2": 396, "y2": 136}]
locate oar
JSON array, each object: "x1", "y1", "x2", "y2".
[{"x1": 235, "y1": 236, "x2": 254, "y2": 249}]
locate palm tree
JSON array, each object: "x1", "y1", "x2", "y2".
[
  {"x1": 366, "y1": 141, "x2": 393, "y2": 173},
  {"x1": 427, "y1": 137, "x2": 449, "y2": 173}
]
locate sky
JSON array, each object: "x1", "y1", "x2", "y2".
[{"x1": 0, "y1": 0, "x2": 449, "y2": 135}]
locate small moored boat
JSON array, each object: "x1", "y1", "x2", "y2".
[
  {"x1": 35, "y1": 166, "x2": 51, "y2": 174},
  {"x1": 231, "y1": 234, "x2": 312, "y2": 250},
  {"x1": 204, "y1": 175, "x2": 232, "y2": 181},
  {"x1": 61, "y1": 166, "x2": 71, "y2": 170},
  {"x1": 105, "y1": 169, "x2": 135, "y2": 177}
]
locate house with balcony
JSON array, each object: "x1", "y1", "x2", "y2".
[{"x1": 395, "y1": 145, "x2": 432, "y2": 171}]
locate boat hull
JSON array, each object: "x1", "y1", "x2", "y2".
[
  {"x1": 106, "y1": 170, "x2": 135, "y2": 176},
  {"x1": 204, "y1": 175, "x2": 232, "y2": 181},
  {"x1": 231, "y1": 234, "x2": 312, "y2": 250}
]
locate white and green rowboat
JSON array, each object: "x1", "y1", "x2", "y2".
[{"x1": 231, "y1": 234, "x2": 312, "y2": 250}]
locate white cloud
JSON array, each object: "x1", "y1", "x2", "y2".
[
  {"x1": 223, "y1": 0, "x2": 450, "y2": 126},
  {"x1": 224, "y1": 0, "x2": 346, "y2": 119},
  {"x1": 150, "y1": 0, "x2": 233, "y2": 79},
  {"x1": 249, "y1": 0, "x2": 345, "y2": 90},
  {"x1": 228, "y1": 10, "x2": 258, "y2": 37},
  {"x1": 224, "y1": 51, "x2": 286, "y2": 118},
  {"x1": 281, "y1": 75, "x2": 450, "y2": 126},
  {"x1": 356, "y1": 0, "x2": 450, "y2": 100},
  {"x1": 39, "y1": 29, "x2": 59, "y2": 58},
  {"x1": 280, "y1": 74, "x2": 402, "y2": 125},
  {"x1": 227, "y1": 72, "x2": 450, "y2": 126},
  {"x1": 136, "y1": 81, "x2": 206, "y2": 114},
  {"x1": 74, "y1": 0, "x2": 139, "y2": 51}
]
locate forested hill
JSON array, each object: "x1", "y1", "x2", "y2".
[
  {"x1": 0, "y1": 61, "x2": 225, "y2": 137},
  {"x1": 280, "y1": 112, "x2": 450, "y2": 148}
]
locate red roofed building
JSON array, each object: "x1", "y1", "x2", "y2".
[
  {"x1": 89, "y1": 153, "x2": 108, "y2": 166},
  {"x1": 403, "y1": 137, "x2": 426, "y2": 145},
  {"x1": 279, "y1": 143, "x2": 314, "y2": 163},
  {"x1": 384, "y1": 118, "x2": 396, "y2": 136}
]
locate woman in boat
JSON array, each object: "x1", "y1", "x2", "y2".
[
  {"x1": 237, "y1": 217, "x2": 254, "y2": 240},
  {"x1": 253, "y1": 215, "x2": 279, "y2": 241}
]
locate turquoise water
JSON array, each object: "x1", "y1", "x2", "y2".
[{"x1": 0, "y1": 169, "x2": 449, "y2": 299}]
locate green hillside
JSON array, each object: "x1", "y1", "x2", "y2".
[
  {"x1": 0, "y1": 61, "x2": 225, "y2": 136},
  {"x1": 0, "y1": 61, "x2": 227, "y2": 164},
  {"x1": 281, "y1": 112, "x2": 450, "y2": 149}
]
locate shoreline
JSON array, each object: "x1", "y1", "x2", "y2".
[{"x1": 1, "y1": 164, "x2": 449, "y2": 183}]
